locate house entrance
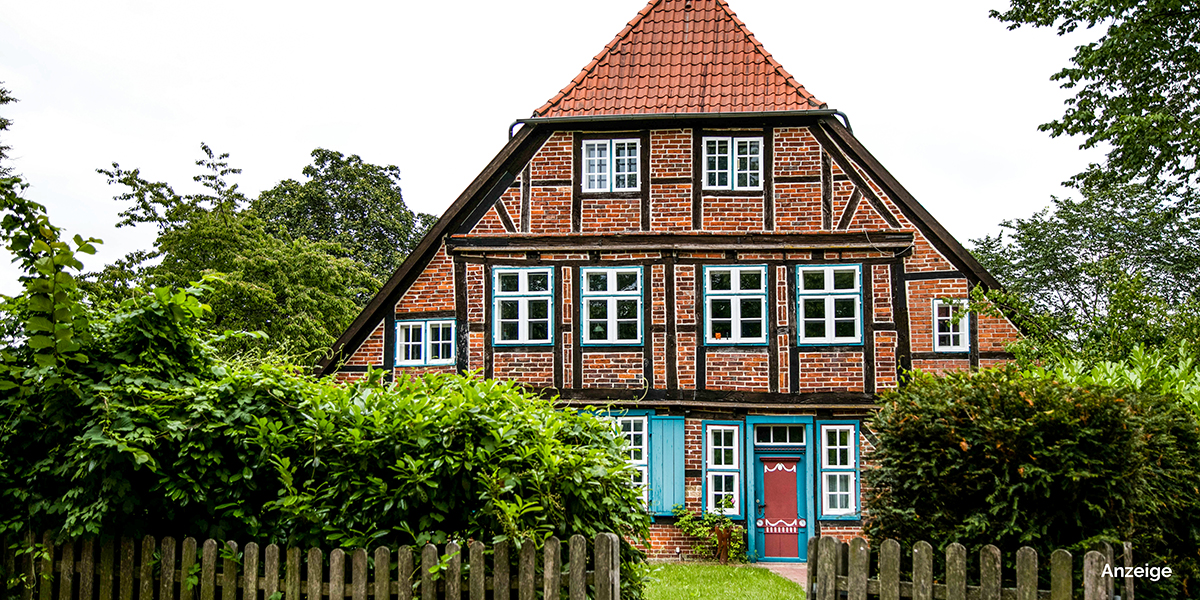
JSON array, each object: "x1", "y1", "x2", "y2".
[{"x1": 754, "y1": 456, "x2": 807, "y2": 560}]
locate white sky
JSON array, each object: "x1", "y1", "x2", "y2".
[{"x1": 0, "y1": 0, "x2": 1101, "y2": 296}]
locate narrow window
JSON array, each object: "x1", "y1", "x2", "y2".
[
  {"x1": 583, "y1": 139, "x2": 640, "y2": 192},
  {"x1": 819, "y1": 423, "x2": 858, "y2": 517},
  {"x1": 705, "y1": 424, "x2": 741, "y2": 515},
  {"x1": 616, "y1": 415, "x2": 649, "y2": 505},
  {"x1": 703, "y1": 136, "x2": 763, "y2": 191},
  {"x1": 580, "y1": 267, "x2": 642, "y2": 345},
  {"x1": 704, "y1": 265, "x2": 767, "y2": 345},
  {"x1": 934, "y1": 298, "x2": 970, "y2": 352},
  {"x1": 493, "y1": 268, "x2": 554, "y2": 345},
  {"x1": 797, "y1": 265, "x2": 863, "y2": 344}
]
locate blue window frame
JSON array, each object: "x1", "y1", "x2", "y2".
[
  {"x1": 702, "y1": 420, "x2": 744, "y2": 517},
  {"x1": 797, "y1": 264, "x2": 863, "y2": 345},
  {"x1": 703, "y1": 265, "x2": 768, "y2": 346},
  {"x1": 493, "y1": 267, "x2": 554, "y2": 346},
  {"x1": 395, "y1": 320, "x2": 455, "y2": 366},
  {"x1": 817, "y1": 421, "x2": 860, "y2": 519},
  {"x1": 580, "y1": 267, "x2": 643, "y2": 345}
]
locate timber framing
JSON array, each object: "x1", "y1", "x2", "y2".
[{"x1": 319, "y1": 114, "x2": 1009, "y2": 377}]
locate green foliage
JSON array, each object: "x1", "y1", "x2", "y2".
[
  {"x1": 670, "y1": 505, "x2": 747, "y2": 563},
  {"x1": 990, "y1": 1, "x2": 1200, "y2": 206},
  {"x1": 0, "y1": 83, "x2": 15, "y2": 177},
  {"x1": 866, "y1": 367, "x2": 1200, "y2": 599},
  {"x1": 970, "y1": 184, "x2": 1200, "y2": 364},
  {"x1": 1, "y1": 188, "x2": 650, "y2": 598},
  {"x1": 87, "y1": 144, "x2": 380, "y2": 363},
  {"x1": 254, "y1": 148, "x2": 437, "y2": 284}
]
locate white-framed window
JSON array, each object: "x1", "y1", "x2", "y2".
[
  {"x1": 934, "y1": 298, "x2": 970, "y2": 352},
  {"x1": 754, "y1": 425, "x2": 806, "y2": 446},
  {"x1": 704, "y1": 265, "x2": 767, "y2": 345},
  {"x1": 583, "y1": 139, "x2": 640, "y2": 192},
  {"x1": 580, "y1": 267, "x2": 642, "y2": 345},
  {"x1": 493, "y1": 267, "x2": 554, "y2": 345},
  {"x1": 703, "y1": 136, "x2": 763, "y2": 191},
  {"x1": 616, "y1": 415, "x2": 649, "y2": 505},
  {"x1": 820, "y1": 424, "x2": 858, "y2": 517},
  {"x1": 395, "y1": 320, "x2": 455, "y2": 366},
  {"x1": 705, "y1": 424, "x2": 741, "y2": 515},
  {"x1": 797, "y1": 264, "x2": 863, "y2": 345}
]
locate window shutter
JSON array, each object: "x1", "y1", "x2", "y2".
[{"x1": 649, "y1": 416, "x2": 685, "y2": 516}]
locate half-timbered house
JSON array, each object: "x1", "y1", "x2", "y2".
[{"x1": 320, "y1": 0, "x2": 1021, "y2": 563}]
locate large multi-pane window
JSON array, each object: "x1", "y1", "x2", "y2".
[
  {"x1": 580, "y1": 267, "x2": 642, "y2": 345},
  {"x1": 583, "y1": 139, "x2": 640, "y2": 192},
  {"x1": 705, "y1": 424, "x2": 741, "y2": 515},
  {"x1": 395, "y1": 320, "x2": 455, "y2": 366},
  {"x1": 819, "y1": 423, "x2": 858, "y2": 517},
  {"x1": 704, "y1": 265, "x2": 767, "y2": 345},
  {"x1": 493, "y1": 267, "x2": 554, "y2": 345},
  {"x1": 934, "y1": 298, "x2": 970, "y2": 352},
  {"x1": 703, "y1": 136, "x2": 763, "y2": 191},
  {"x1": 797, "y1": 264, "x2": 863, "y2": 344}
]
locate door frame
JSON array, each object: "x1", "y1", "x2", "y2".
[{"x1": 744, "y1": 415, "x2": 815, "y2": 563}]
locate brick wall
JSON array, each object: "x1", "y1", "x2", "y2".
[
  {"x1": 394, "y1": 366, "x2": 455, "y2": 379},
  {"x1": 773, "y1": 127, "x2": 821, "y2": 178},
  {"x1": 647, "y1": 523, "x2": 704, "y2": 560},
  {"x1": 397, "y1": 244, "x2": 455, "y2": 314},
  {"x1": 702, "y1": 196, "x2": 763, "y2": 232},
  {"x1": 872, "y1": 264, "x2": 893, "y2": 323},
  {"x1": 345, "y1": 321, "x2": 384, "y2": 366},
  {"x1": 493, "y1": 352, "x2": 554, "y2": 387},
  {"x1": 978, "y1": 311, "x2": 1022, "y2": 353},
  {"x1": 581, "y1": 195, "x2": 640, "y2": 233},
  {"x1": 530, "y1": 132, "x2": 572, "y2": 180},
  {"x1": 818, "y1": 523, "x2": 865, "y2": 544},
  {"x1": 911, "y1": 358, "x2": 969, "y2": 375},
  {"x1": 582, "y1": 352, "x2": 644, "y2": 388},
  {"x1": 706, "y1": 350, "x2": 770, "y2": 391},
  {"x1": 650, "y1": 129, "x2": 692, "y2": 178},
  {"x1": 651, "y1": 183, "x2": 691, "y2": 231},
  {"x1": 796, "y1": 352, "x2": 864, "y2": 392},
  {"x1": 774, "y1": 181, "x2": 823, "y2": 232},
  {"x1": 906, "y1": 278, "x2": 970, "y2": 352},
  {"x1": 529, "y1": 186, "x2": 571, "y2": 233},
  {"x1": 874, "y1": 331, "x2": 898, "y2": 390}
]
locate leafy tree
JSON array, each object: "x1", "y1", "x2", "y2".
[
  {"x1": 1, "y1": 184, "x2": 650, "y2": 598},
  {"x1": 866, "y1": 366, "x2": 1200, "y2": 600},
  {"x1": 254, "y1": 148, "x2": 437, "y2": 284},
  {"x1": 0, "y1": 83, "x2": 17, "y2": 176},
  {"x1": 991, "y1": 1, "x2": 1200, "y2": 205},
  {"x1": 971, "y1": 183, "x2": 1200, "y2": 363},
  {"x1": 88, "y1": 145, "x2": 379, "y2": 361}
]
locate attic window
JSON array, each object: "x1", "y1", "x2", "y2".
[
  {"x1": 583, "y1": 139, "x2": 640, "y2": 192},
  {"x1": 703, "y1": 136, "x2": 763, "y2": 191}
]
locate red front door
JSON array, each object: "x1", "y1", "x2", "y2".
[{"x1": 759, "y1": 458, "x2": 801, "y2": 558}]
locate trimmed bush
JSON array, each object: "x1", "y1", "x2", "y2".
[{"x1": 865, "y1": 367, "x2": 1200, "y2": 599}]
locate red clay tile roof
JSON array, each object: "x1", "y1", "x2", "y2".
[{"x1": 533, "y1": 0, "x2": 826, "y2": 118}]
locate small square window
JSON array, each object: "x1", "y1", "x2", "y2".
[{"x1": 934, "y1": 298, "x2": 970, "y2": 352}]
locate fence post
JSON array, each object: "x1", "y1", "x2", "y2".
[
  {"x1": 397, "y1": 546, "x2": 413, "y2": 600},
  {"x1": 913, "y1": 541, "x2": 933, "y2": 600},
  {"x1": 285, "y1": 547, "x2": 301, "y2": 600},
  {"x1": 199, "y1": 539, "x2": 216, "y2": 600},
  {"x1": 243, "y1": 542, "x2": 259, "y2": 600},
  {"x1": 469, "y1": 541, "x2": 485, "y2": 600},
  {"x1": 848, "y1": 538, "x2": 869, "y2": 600},
  {"x1": 445, "y1": 542, "x2": 461, "y2": 600},
  {"x1": 59, "y1": 539, "x2": 74, "y2": 600},
  {"x1": 1050, "y1": 549, "x2": 1072, "y2": 600},
  {"x1": 544, "y1": 536, "x2": 561, "y2": 598},
  {"x1": 817, "y1": 536, "x2": 838, "y2": 600},
  {"x1": 41, "y1": 531, "x2": 55, "y2": 600},
  {"x1": 980, "y1": 545, "x2": 1001, "y2": 600},
  {"x1": 1084, "y1": 551, "x2": 1107, "y2": 600},
  {"x1": 307, "y1": 548, "x2": 323, "y2": 600},
  {"x1": 594, "y1": 533, "x2": 619, "y2": 600},
  {"x1": 568, "y1": 535, "x2": 586, "y2": 600},
  {"x1": 263, "y1": 544, "x2": 279, "y2": 600},
  {"x1": 179, "y1": 538, "x2": 195, "y2": 600},
  {"x1": 519, "y1": 540, "x2": 535, "y2": 600},
  {"x1": 158, "y1": 538, "x2": 175, "y2": 600},
  {"x1": 330, "y1": 548, "x2": 347, "y2": 600},
  {"x1": 1122, "y1": 542, "x2": 1134, "y2": 600},
  {"x1": 420, "y1": 544, "x2": 436, "y2": 600},
  {"x1": 138, "y1": 535, "x2": 154, "y2": 600},
  {"x1": 806, "y1": 536, "x2": 819, "y2": 600},
  {"x1": 946, "y1": 543, "x2": 966, "y2": 600},
  {"x1": 79, "y1": 539, "x2": 95, "y2": 600},
  {"x1": 494, "y1": 540, "x2": 510, "y2": 600},
  {"x1": 1097, "y1": 543, "x2": 1114, "y2": 600},
  {"x1": 1016, "y1": 547, "x2": 1037, "y2": 600},
  {"x1": 220, "y1": 541, "x2": 237, "y2": 600},
  {"x1": 352, "y1": 548, "x2": 368, "y2": 600},
  {"x1": 879, "y1": 539, "x2": 900, "y2": 600},
  {"x1": 374, "y1": 547, "x2": 392, "y2": 600}
]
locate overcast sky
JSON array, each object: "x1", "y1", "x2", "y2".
[{"x1": 0, "y1": 0, "x2": 1101, "y2": 296}]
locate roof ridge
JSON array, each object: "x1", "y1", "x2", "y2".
[
  {"x1": 713, "y1": 0, "x2": 824, "y2": 109},
  {"x1": 534, "y1": 0, "x2": 662, "y2": 117}
]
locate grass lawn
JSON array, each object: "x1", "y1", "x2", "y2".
[{"x1": 646, "y1": 562, "x2": 804, "y2": 600}]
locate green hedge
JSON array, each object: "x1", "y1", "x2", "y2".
[{"x1": 865, "y1": 367, "x2": 1200, "y2": 599}]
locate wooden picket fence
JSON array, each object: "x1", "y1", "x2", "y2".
[
  {"x1": 2, "y1": 531, "x2": 622, "y2": 600},
  {"x1": 807, "y1": 535, "x2": 1137, "y2": 600}
]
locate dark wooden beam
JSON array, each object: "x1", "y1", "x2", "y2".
[{"x1": 446, "y1": 232, "x2": 914, "y2": 252}]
